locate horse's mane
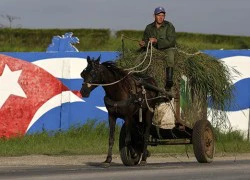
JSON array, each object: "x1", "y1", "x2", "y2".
[
  {"x1": 101, "y1": 61, "x2": 156, "y2": 88},
  {"x1": 102, "y1": 61, "x2": 151, "y2": 78},
  {"x1": 101, "y1": 61, "x2": 136, "y2": 92},
  {"x1": 102, "y1": 61, "x2": 128, "y2": 77}
]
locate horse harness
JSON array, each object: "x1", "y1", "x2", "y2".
[{"x1": 104, "y1": 79, "x2": 151, "y2": 122}]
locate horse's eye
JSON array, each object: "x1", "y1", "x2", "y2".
[{"x1": 90, "y1": 73, "x2": 96, "y2": 78}]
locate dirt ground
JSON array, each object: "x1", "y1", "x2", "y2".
[{"x1": 1, "y1": 153, "x2": 250, "y2": 168}]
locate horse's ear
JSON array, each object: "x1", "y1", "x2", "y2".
[
  {"x1": 96, "y1": 55, "x2": 101, "y2": 63},
  {"x1": 87, "y1": 56, "x2": 91, "y2": 63}
]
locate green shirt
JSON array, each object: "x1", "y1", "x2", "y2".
[{"x1": 142, "y1": 20, "x2": 176, "y2": 49}]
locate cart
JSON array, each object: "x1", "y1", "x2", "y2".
[{"x1": 119, "y1": 83, "x2": 215, "y2": 166}]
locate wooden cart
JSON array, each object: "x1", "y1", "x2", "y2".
[{"x1": 119, "y1": 83, "x2": 215, "y2": 166}]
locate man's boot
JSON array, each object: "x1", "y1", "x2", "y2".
[{"x1": 165, "y1": 67, "x2": 174, "y2": 99}]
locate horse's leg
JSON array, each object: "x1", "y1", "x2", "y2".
[
  {"x1": 124, "y1": 117, "x2": 131, "y2": 146},
  {"x1": 124, "y1": 117, "x2": 137, "y2": 158},
  {"x1": 103, "y1": 114, "x2": 116, "y2": 166},
  {"x1": 140, "y1": 110, "x2": 153, "y2": 166}
]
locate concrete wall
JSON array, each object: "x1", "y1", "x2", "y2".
[{"x1": 0, "y1": 50, "x2": 250, "y2": 138}]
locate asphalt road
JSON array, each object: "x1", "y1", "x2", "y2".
[{"x1": 0, "y1": 154, "x2": 250, "y2": 180}]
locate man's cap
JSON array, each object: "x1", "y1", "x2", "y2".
[{"x1": 154, "y1": 7, "x2": 166, "y2": 15}]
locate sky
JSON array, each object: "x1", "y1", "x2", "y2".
[{"x1": 0, "y1": 0, "x2": 250, "y2": 36}]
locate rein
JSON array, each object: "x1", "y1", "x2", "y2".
[
  {"x1": 126, "y1": 41, "x2": 153, "y2": 73},
  {"x1": 86, "y1": 71, "x2": 133, "y2": 87},
  {"x1": 86, "y1": 41, "x2": 153, "y2": 87}
]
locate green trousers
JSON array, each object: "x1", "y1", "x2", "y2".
[{"x1": 147, "y1": 48, "x2": 175, "y2": 89}]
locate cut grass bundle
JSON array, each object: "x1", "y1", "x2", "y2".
[{"x1": 116, "y1": 43, "x2": 235, "y2": 126}]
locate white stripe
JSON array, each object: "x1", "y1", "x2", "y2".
[
  {"x1": 208, "y1": 108, "x2": 249, "y2": 137},
  {"x1": 96, "y1": 106, "x2": 108, "y2": 112},
  {"x1": 25, "y1": 91, "x2": 84, "y2": 133},
  {"x1": 32, "y1": 58, "x2": 87, "y2": 79},
  {"x1": 220, "y1": 56, "x2": 250, "y2": 83}
]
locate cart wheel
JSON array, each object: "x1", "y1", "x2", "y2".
[
  {"x1": 192, "y1": 120, "x2": 215, "y2": 163},
  {"x1": 119, "y1": 124, "x2": 142, "y2": 166}
]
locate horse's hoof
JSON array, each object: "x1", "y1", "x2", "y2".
[
  {"x1": 139, "y1": 161, "x2": 147, "y2": 166},
  {"x1": 101, "y1": 162, "x2": 111, "y2": 168}
]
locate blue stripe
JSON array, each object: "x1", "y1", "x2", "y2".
[
  {"x1": 59, "y1": 78, "x2": 82, "y2": 90},
  {"x1": 203, "y1": 50, "x2": 250, "y2": 59}
]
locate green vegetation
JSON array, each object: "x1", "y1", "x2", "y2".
[
  {"x1": 0, "y1": 28, "x2": 111, "y2": 52},
  {"x1": 0, "y1": 120, "x2": 119, "y2": 156},
  {"x1": 0, "y1": 120, "x2": 249, "y2": 156},
  {"x1": 0, "y1": 28, "x2": 250, "y2": 52},
  {"x1": 214, "y1": 128, "x2": 250, "y2": 153}
]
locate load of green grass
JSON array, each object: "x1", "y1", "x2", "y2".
[{"x1": 116, "y1": 42, "x2": 235, "y2": 125}]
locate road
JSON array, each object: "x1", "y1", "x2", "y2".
[{"x1": 0, "y1": 154, "x2": 250, "y2": 180}]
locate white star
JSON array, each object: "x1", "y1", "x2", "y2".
[{"x1": 0, "y1": 64, "x2": 27, "y2": 109}]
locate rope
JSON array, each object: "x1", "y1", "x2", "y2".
[
  {"x1": 87, "y1": 41, "x2": 153, "y2": 87},
  {"x1": 86, "y1": 71, "x2": 133, "y2": 87},
  {"x1": 129, "y1": 41, "x2": 153, "y2": 73},
  {"x1": 124, "y1": 41, "x2": 151, "y2": 71},
  {"x1": 175, "y1": 48, "x2": 203, "y2": 56},
  {"x1": 169, "y1": 100, "x2": 179, "y2": 122},
  {"x1": 142, "y1": 86, "x2": 154, "y2": 113},
  {"x1": 122, "y1": 37, "x2": 125, "y2": 59},
  {"x1": 121, "y1": 34, "x2": 152, "y2": 71},
  {"x1": 121, "y1": 34, "x2": 141, "y2": 42}
]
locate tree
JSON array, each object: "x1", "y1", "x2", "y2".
[{"x1": 1, "y1": 14, "x2": 21, "y2": 28}]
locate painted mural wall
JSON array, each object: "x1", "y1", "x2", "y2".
[
  {"x1": 0, "y1": 35, "x2": 249, "y2": 138},
  {"x1": 0, "y1": 52, "x2": 120, "y2": 138},
  {"x1": 204, "y1": 50, "x2": 250, "y2": 137}
]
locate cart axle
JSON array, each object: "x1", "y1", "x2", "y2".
[{"x1": 148, "y1": 138, "x2": 191, "y2": 146}]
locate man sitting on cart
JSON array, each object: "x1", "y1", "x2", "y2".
[{"x1": 139, "y1": 6, "x2": 176, "y2": 97}]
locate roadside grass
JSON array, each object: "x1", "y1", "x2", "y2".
[
  {"x1": 0, "y1": 120, "x2": 118, "y2": 156},
  {"x1": 214, "y1": 129, "x2": 250, "y2": 154},
  {"x1": 0, "y1": 120, "x2": 249, "y2": 157}
]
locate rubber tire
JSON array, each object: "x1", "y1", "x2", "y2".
[
  {"x1": 192, "y1": 120, "x2": 215, "y2": 163},
  {"x1": 119, "y1": 124, "x2": 142, "y2": 166}
]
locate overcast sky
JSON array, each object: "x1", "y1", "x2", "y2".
[{"x1": 0, "y1": 0, "x2": 250, "y2": 36}]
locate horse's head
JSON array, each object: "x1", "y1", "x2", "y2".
[{"x1": 80, "y1": 55, "x2": 102, "y2": 97}]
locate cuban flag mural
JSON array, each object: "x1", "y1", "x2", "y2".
[
  {"x1": 0, "y1": 32, "x2": 250, "y2": 138},
  {"x1": 0, "y1": 51, "x2": 121, "y2": 138}
]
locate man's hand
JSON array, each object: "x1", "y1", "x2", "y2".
[
  {"x1": 139, "y1": 38, "x2": 157, "y2": 47},
  {"x1": 139, "y1": 40, "x2": 145, "y2": 47},
  {"x1": 149, "y1": 38, "x2": 157, "y2": 44}
]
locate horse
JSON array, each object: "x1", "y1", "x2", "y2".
[{"x1": 80, "y1": 56, "x2": 161, "y2": 166}]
